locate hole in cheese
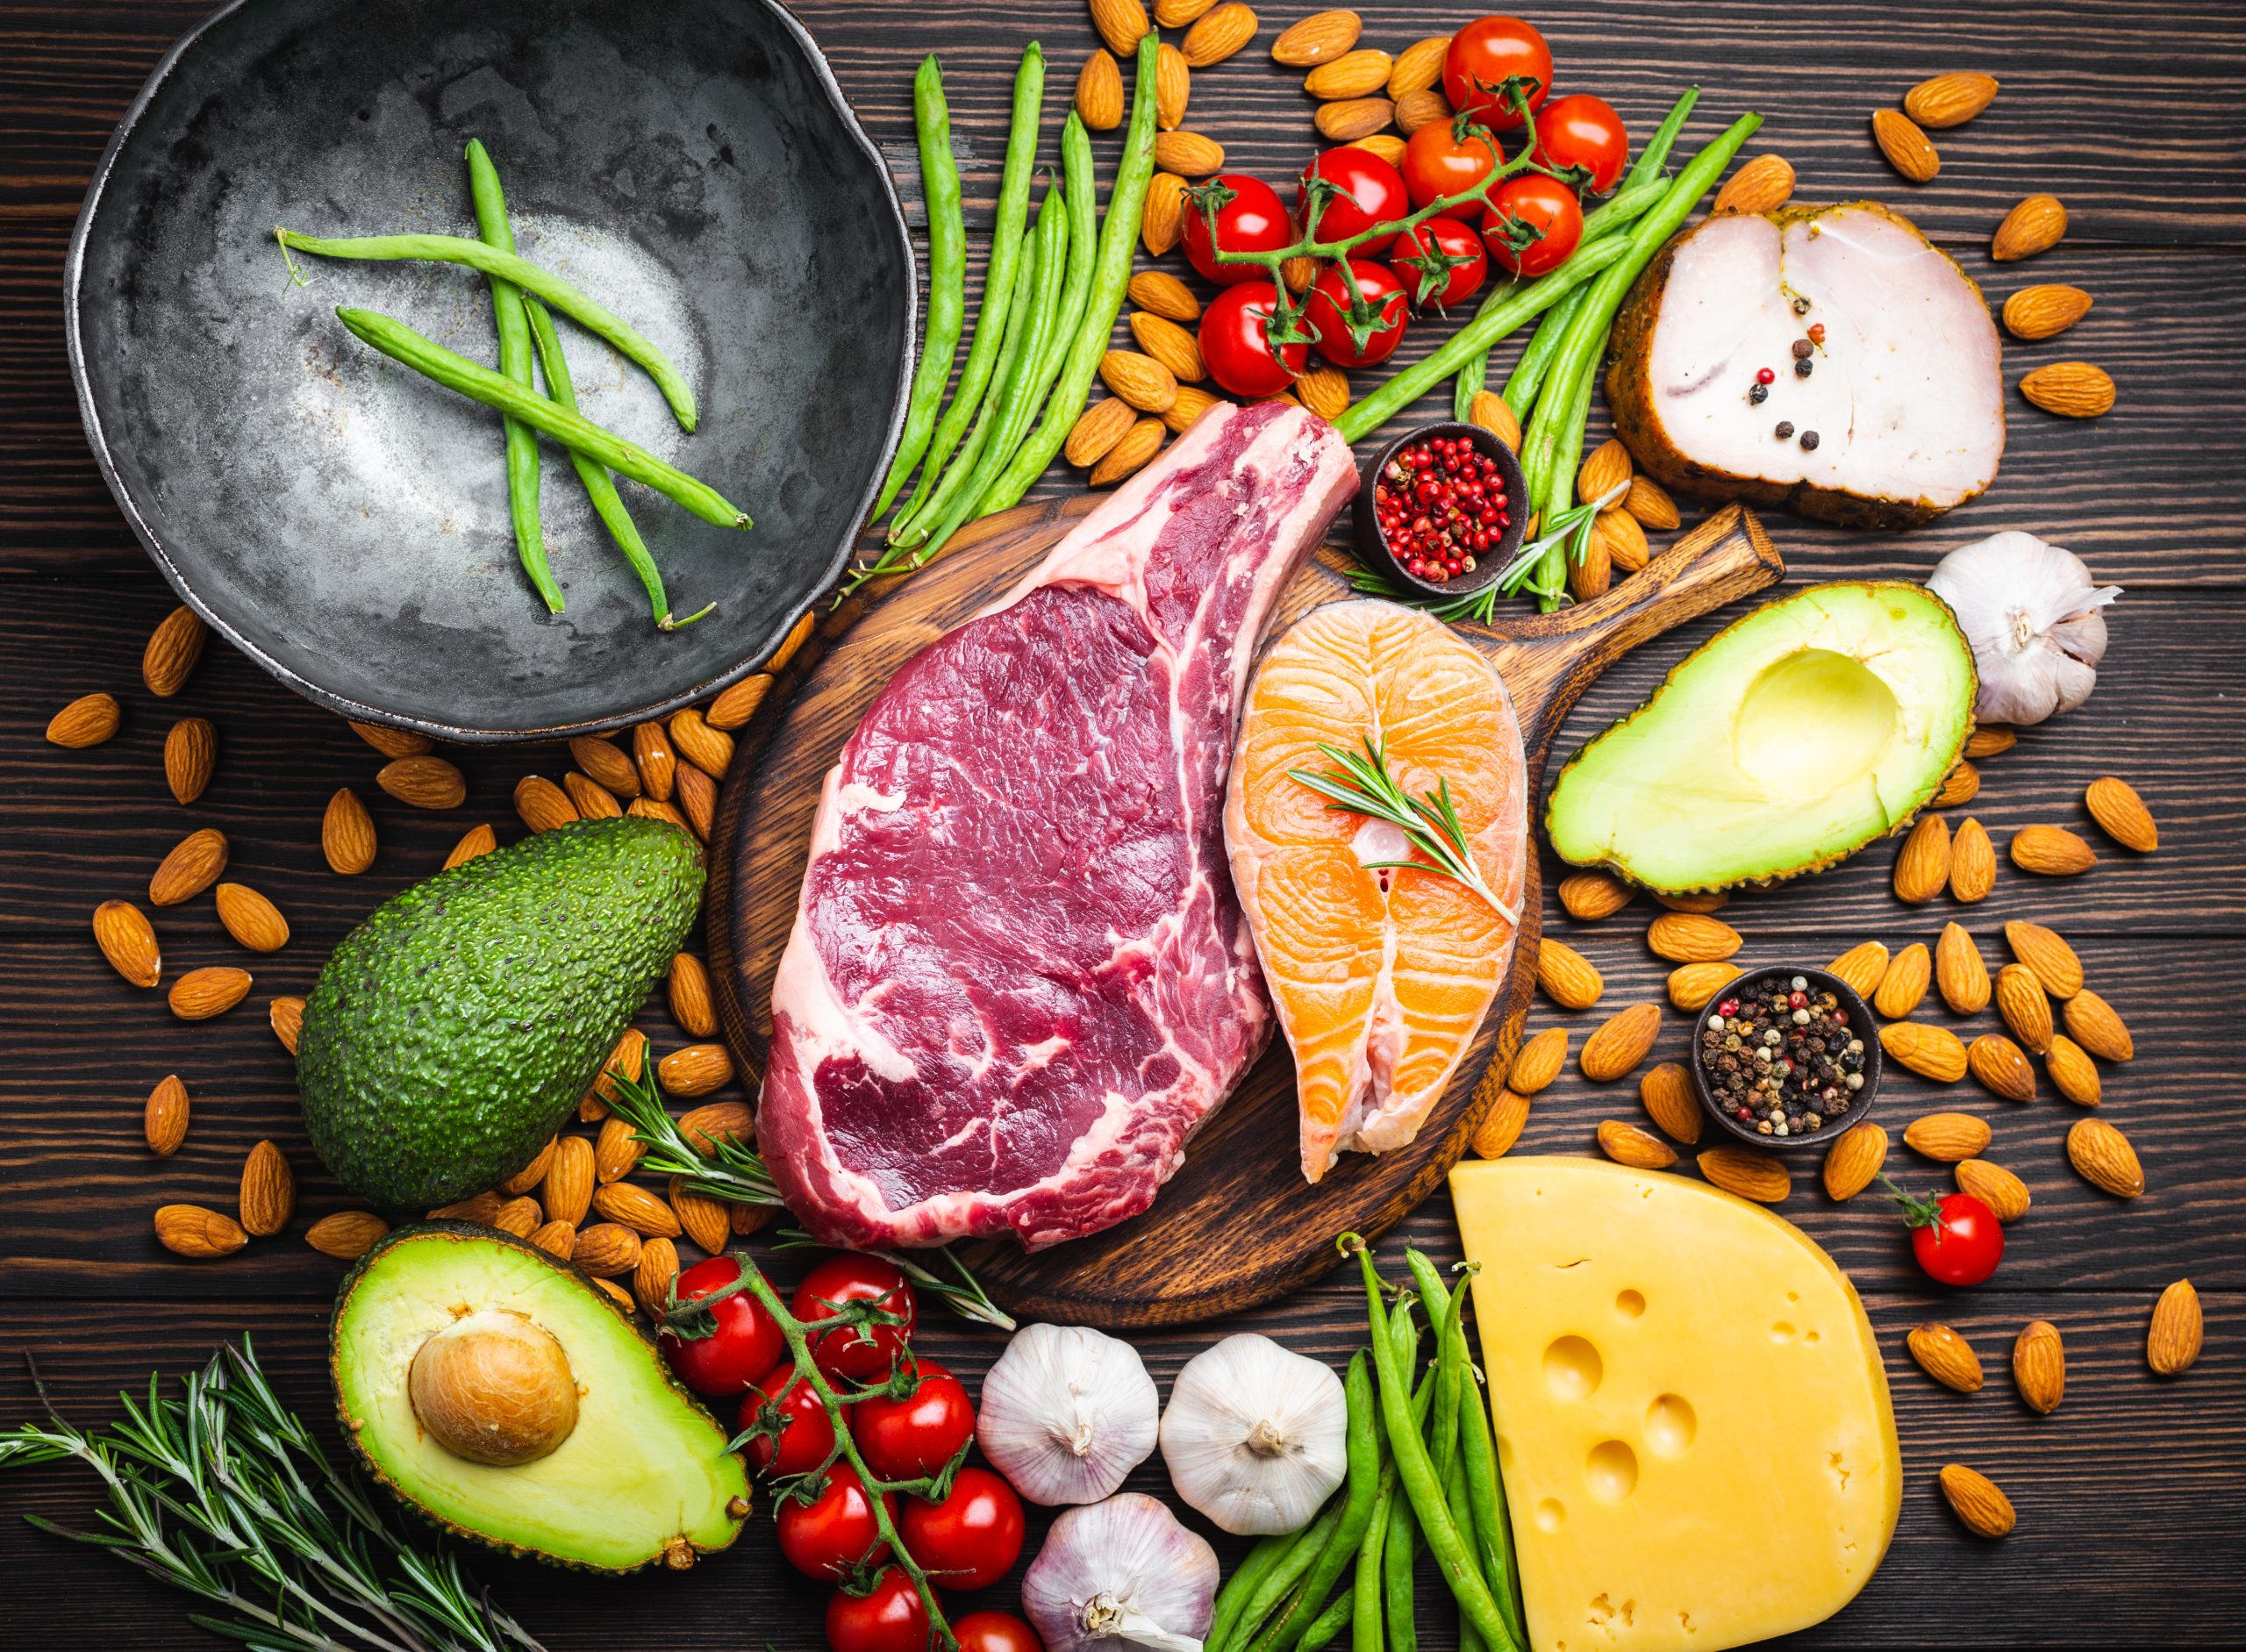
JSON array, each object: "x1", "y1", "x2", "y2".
[
  {"x1": 1615, "y1": 1288, "x2": 1646, "y2": 1319},
  {"x1": 1543, "y1": 1334, "x2": 1603, "y2": 1400},
  {"x1": 1534, "y1": 1498, "x2": 1566, "y2": 1532},
  {"x1": 1585, "y1": 1439, "x2": 1639, "y2": 1503},
  {"x1": 1645, "y1": 1392, "x2": 1698, "y2": 1456}
]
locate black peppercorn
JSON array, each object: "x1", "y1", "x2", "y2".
[
  {"x1": 1793, "y1": 355, "x2": 1813, "y2": 378},
  {"x1": 1792, "y1": 338, "x2": 1814, "y2": 360},
  {"x1": 1749, "y1": 382, "x2": 1769, "y2": 404},
  {"x1": 1799, "y1": 430, "x2": 1820, "y2": 451},
  {"x1": 1775, "y1": 421, "x2": 1794, "y2": 440}
]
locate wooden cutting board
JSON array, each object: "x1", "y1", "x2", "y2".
[{"x1": 706, "y1": 496, "x2": 1784, "y2": 1328}]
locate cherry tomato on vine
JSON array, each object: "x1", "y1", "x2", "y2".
[
  {"x1": 1198, "y1": 281, "x2": 1308, "y2": 397},
  {"x1": 953, "y1": 1611, "x2": 1045, "y2": 1652},
  {"x1": 1892, "y1": 1185, "x2": 2006, "y2": 1287},
  {"x1": 1401, "y1": 119, "x2": 1506, "y2": 219},
  {"x1": 1482, "y1": 173, "x2": 1583, "y2": 277},
  {"x1": 1533, "y1": 93, "x2": 1628, "y2": 194},
  {"x1": 738, "y1": 1364, "x2": 839, "y2": 1477},
  {"x1": 899, "y1": 1467, "x2": 1026, "y2": 1591},
  {"x1": 852, "y1": 1357, "x2": 976, "y2": 1482},
  {"x1": 1442, "y1": 17, "x2": 1555, "y2": 131},
  {"x1": 1305, "y1": 260, "x2": 1409, "y2": 368},
  {"x1": 825, "y1": 1569, "x2": 929, "y2": 1652},
  {"x1": 659, "y1": 1255, "x2": 785, "y2": 1398},
  {"x1": 1298, "y1": 148, "x2": 1411, "y2": 254},
  {"x1": 1182, "y1": 173, "x2": 1294, "y2": 287},
  {"x1": 793, "y1": 1255, "x2": 917, "y2": 1383},
  {"x1": 778, "y1": 1463, "x2": 894, "y2": 1581},
  {"x1": 1390, "y1": 218, "x2": 1488, "y2": 311}
]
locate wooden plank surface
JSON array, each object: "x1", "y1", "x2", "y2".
[{"x1": 2, "y1": 0, "x2": 2242, "y2": 1646}]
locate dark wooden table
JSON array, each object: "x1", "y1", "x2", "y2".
[{"x1": 4, "y1": 2, "x2": 2242, "y2": 1645}]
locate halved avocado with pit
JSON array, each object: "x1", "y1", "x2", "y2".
[
  {"x1": 1544, "y1": 582, "x2": 1976, "y2": 890},
  {"x1": 332, "y1": 1222, "x2": 750, "y2": 1572}
]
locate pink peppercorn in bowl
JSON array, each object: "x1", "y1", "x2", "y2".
[
  {"x1": 1688, "y1": 964, "x2": 1884, "y2": 1154},
  {"x1": 1354, "y1": 421, "x2": 1527, "y2": 600}
]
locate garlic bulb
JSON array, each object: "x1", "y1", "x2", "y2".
[
  {"x1": 1926, "y1": 530, "x2": 2121, "y2": 726},
  {"x1": 1159, "y1": 1334, "x2": 1346, "y2": 1534},
  {"x1": 1022, "y1": 1493, "x2": 1219, "y2": 1652},
  {"x1": 976, "y1": 1322, "x2": 1159, "y2": 1506}
]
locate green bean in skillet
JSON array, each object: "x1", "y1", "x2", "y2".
[
  {"x1": 888, "y1": 41, "x2": 1044, "y2": 544},
  {"x1": 872, "y1": 54, "x2": 966, "y2": 523},
  {"x1": 461, "y1": 140, "x2": 559, "y2": 613},
  {"x1": 276, "y1": 229, "x2": 697, "y2": 431},
  {"x1": 333, "y1": 308, "x2": 749, "y2": 528}
]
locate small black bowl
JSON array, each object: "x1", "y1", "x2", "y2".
[
  {"x1": 1353, "y1": 420, "x2": 1528, "y2": 600},
  {"x1": 1690, "y1": 964, "x2": 1884, "y2": 1154}
]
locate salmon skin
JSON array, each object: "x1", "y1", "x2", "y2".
[{"x1": 1225, "y1": 599, "x2": 1527, "y2": 1184}]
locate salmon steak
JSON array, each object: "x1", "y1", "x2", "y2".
[{"x1": 1225, "y1": 599, "x2": 1528, "y2": 1184}]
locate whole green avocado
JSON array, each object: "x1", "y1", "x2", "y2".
[{"x1": 299, "y1": 817, "x2": 705, "y2": 1211}]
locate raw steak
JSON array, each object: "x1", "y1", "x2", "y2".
[{"x1": 760, "y1": 402, "x2": 1359, "y2": 1250}]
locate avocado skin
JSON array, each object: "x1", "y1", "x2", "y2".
[{"x1": 299, "y1": 818, "x2": 704, "y2": 1211}]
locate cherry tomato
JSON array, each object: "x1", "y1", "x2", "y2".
[
  {"x1": 738, "y1": 1364, "x2": 839, "y2": 1478},
  {"x1": 1390, "y1": 218, "x2": 1488, "y2": 311},
  {"x1": 1401, "y1": 119, "x2": 1505, "y2": 219},
  {"x1": 1533, "y1": 94, "x2": 1628, "y2": 195},
  {"x1": 1897, "y1": 1189, "x2": 2006, "y2": 1286},
  {"x1": 1305, "y1": 260, "x2": 1409, "y2": 368},
  {"x1": 1442, "y1": 17, "x2": 1555, "y2": 130},
  {"x1": 953, "y1": 1611, "x2": 1044, "y2": 1652},
  {"x1": 1298, "y1": 148, "x2": 1411, "y2": 254},
  {"x1": 659, "y1": 1255, "x2": 786, "y2": 1398},
  {"x1": 1482, "y1": 173, "x2": 1583, "y2": 277},
  {"x1": 899, "y1": 1467, "x2": 1026, "y2": 1592},
  {"x1": 777, "y1": 1463, "x2": 894, "y2": 1581},
  {"x1": 1181, "y1": 173, "x2": 1294, "y2": 287},
  {"x1": 793, "y1": 1255, "x2": 918, "y2": 1384},
  {"x1": 1198, "y1": 281, "x2": 1308, "y2": 397},
  {"x1": 852, "y1": 1357, "x2": 976, "y2": 1482},
  {"x1": 825, "y1": 1569, "x2": 929, "y2": 1652}
]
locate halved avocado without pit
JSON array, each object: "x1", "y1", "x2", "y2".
[
  {"x1": 1544, "y1": 582, "x2": 1977, "y2": 891},
  {"x1": 332, "y1": 1222, "x2": 749, "y2": 1572}
]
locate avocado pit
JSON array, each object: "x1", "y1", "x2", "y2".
[{"x1": 409, "y1": 1309, "x2": 579, "y2": 1467}]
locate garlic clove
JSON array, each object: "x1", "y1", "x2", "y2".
[
  {"x1": 1927, "y1": 529, "x2": 2120, "y2": 726},
  {"x1": 976, "y1": 1322, "x2": 1159, "y2": 1506},
  {"x1": 1159, "y1": 1333, "x2": 1348, "y2": 1534},
  {"x1": 1022, "y1": 1493, "x2": 1219, "y2": 1652}
]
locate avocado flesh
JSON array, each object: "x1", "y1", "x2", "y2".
[
  {"x1": 298, "y1": 817, "x2": 704, "y2": 1210},
  {"x1": 333, "y1": 1224, "x2": 749, "y2": 1571},
  {"x1": 1545, "y1": 582, "x2": 1976, "y2": 890}
]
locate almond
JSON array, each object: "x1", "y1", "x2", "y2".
[
  {"x1": 2004, "y1": 921, "x2": 2082, "y2": 998},
  {"x1": 2013, "y1": 1320, "x2": 2064, "y2": 1413},
  {"x1": 634, "y1": 1235, "x2": 681, "y2": 1318},
  {"x1": 1155, "y1": 42, "x2": 1191, "y2": 130},
  {"x1": 1712, "y1": 153, "x2": 1795, "y2": 216},
  {"x1": 1697, "y1": 1148, "x2": 1790, "y2": 1204},
  {"x1": 1967, "y1": 1033, "x2": 2035, "y2": 1103},
  {"x1": 1965, "y1": 723, "x2": 2016, "y2": 759},
  {"x1": 572, "y1": 1222, "x2": 643, "y2": 1277},
  {"x1": 492, "y1": 1195, "x2": 542, "y2": 1238},
  {"x1": 1281, "y1": 254, "x2": 1320, "y2": 293},
  {"x1": 634, "y1": 721, "x2": 677, "y2": 800},
  {"x1": 1100, "y1": 349, "x2": 1180, "y2": 413},
  {"x1": 1382, "y1": 34, "x2": 1448, "y2": 98},
  {"x1": 2044, "y1": 1033, "x2": 2101, "y2": 1107},
  {"x1": 502, "y1": 1138, "x2": 558, "y2": 1197},
  {"x1": 677, "y1": 1101, "x2": 756, "y2": 1154},
  {"x1": 1873, "y1": 943, "x2": 1932, "y2": 1019},
  {"x1": 1271, "y1": 9, "x2": 1359, "y2": 67},
  {"x1": 1871, "y1": 108, "x2": 1940, "y2": 181},
  {"x1": 1880, "y1": 1021, "x2": 1969, "y2": 1083},
  {"x1": 170, "y1": 965, "x2": 251, "y2": 1020},
  {"x1": 1076, "y1": 49, "x2": 1124, "y2": 130},
  {"x1": 592, "y1": 1028, "x2": 649, "y2": 1105},
  {"x1": 1598, "y1": 1119, "x2": 1677, "y2": 1170},
  {"x1": 94, "y1": 899, "x2": 161, "y2": 988},
  {"x1": 1294, "y1": 363, "x2": 1349, "y2": 421},
  {"x1": 1066, "y1": 397, "x2": 1138, "y2": 467},
  {"x1": 46, "y1": 691, "x2": 122, "y2": 748},
  {"x1": 1906, "y1": 1322, "x2": 1984, "y2": 1392},
  {"x1": 1536, "y1": 939, "x2": 1603, "y2": 1010},
  {"x1": 2063, "y1": 989, "x2": 2133, "y2": 1062},
  {"x1": 1992, "y1": 194, "x2": 2066, "y2": 261},
  {"x1": 1468, "y1": 391, "x2": 1521, "y2": 451},
  {"x1": 2066, "y1": 1116, "x2": 2142, "y2": 1198},
  {"x1": 1141, "y1": 172, "x2": 1188, "y2": 256},
  {"x1": 1130, "y1": 311, "x2": 1205, "y2": 384},
  {"x1": 1821, "y1": 1120, "x2": 1888, "y2": 1201},
  {"x1": 1935, "y1": 923, "x2": 1990, "y2": 1014},
  {"x1": 1939, "y1": 1464, "x2": 2015, "y2": 1538},
  {"x1": 1152, "y1": 130, "x2": 1225, "y2": 178},
  {"x1": 1995, "y1": 964, "x2": 2055, "y2": 1053},
  {"x1": 1622, "y1": 475, "x2": 1679, "y2": 531},
  {"x1": 1666, "y1": 962, "x2": 1740, "y2": 1012},
  {"x1": 240, "y1": 1140, "x2": 296, "y2": 1236},
  {"x1": 1182, "y1": 3, "x2": 1259, "y2": 68},
  {"x1": 1949, "y1": 817, "x2": 1995, "y2": 902},
  {"x1": 377, "y1": 754, "x2": 466, "y2": 811},
  {"x1": 593, "y1": 1180, "x2": 683, "y2": 1240},
  {"x1": 1506, "y1": 1027, "x2": 1568, "y2": 1095},
  {"x1": 627, "y1": 797, "x2": 692, "y2": 834},
  {"x1": 1557, "y1": 870, "x2": 1633, "y2": 921},
  {"x1": 527, "y1": 1219, "x2": 576, "y2": 1260},
  {"x1": 660, "y1": 1042, "x2": 735, "y2": 1098},
  {"x1": 564, "y1": 771, "x2": 622, "y2": 821},
  {"x1": 1576, "y1": 438, "x2": 1633, "y2": 506},
  {"x1": 1568, "y1": 532, "x2": 1611, "y2": 602},
  {"x1": 664, "y1": 952, "x2": 719, "y2": 1040},
  {"x1": 515, "y1": 775, "x2": 578, "y2": 833},
  {"x1": 215, "y1": 883, "x2": 290, "y2": 953},
  {"x1": 1826, "y1": 940, "x2": 1890, "y2": 1000},
  {"x1": 443, "y1": 823, "x2": 497, "y2": 870},
  {"x1": 1580, "y1": 1003, "x2": 1661, "y2": 1083},
  {"x1": 1305, "y1": 47, "x2": 1391, "y2": 100},
  {"x1": 2148, "y1": 1280, "x2": 2203, "y2": 1375},
  {"x1": 669, "y1": 708, "x2": 733, "y2": 779},
  {"x1": 1892, "y1": 813, "x2": 1950, "y2": 904},
  {"x1": 1906, "y1": 70, "x2": 1999, "y2": 128},
  {"x1": 1091, "y1": 418, "x2": 1165, "y2": 487},
  {"x1": 2020, "y1": 361, "x2": 2114, "y2": 418},
  {"x1": 560, "y1": 736, "x2": 639, "y2": 797},
  {"x1": 2085, "y1": 776, "x2": 2157, "y2": 851},
  {"x1": 1162, "y1": 385, "x2": 1220, "y2": 435},
  {"x1": 269, "y1": 995, "x2": 304, "y2": 1055},
  {"x1": 151, "y1": 827, "x2": 229, "y2": 906},
  {"x1": 1594, "y1": 508, "x2": 1649, "y2": 573},
  {"x1": 349, "y1": 719, "x2": 432, "y2": 758},
  {"x1": 732, "y1": 1198, "x2": 772, "y2": 1236},
  {"x1": 542, "y1": 1134, "x2": 596, "y2": 1224},
  {"x1": 158, "y1": 716, "x2": 218, "y2": 805},
  {"x1": 1392, "y1": 93, "x2": 1454, "y2": 148},
  {"x1": 591, "y1": 1277, "x2": 636, "y2": 1314},
  {"x1": 1644, "y1": 912, "x2": 1740, "y2": 964},
  {"x1": 1955, "y1": 1157, "x2": 2031, "y2": 1223},
  {"x1": 670, "y1": 1178, "x2": 733, "y2": 1255},
  {"x1": 764, "y1": 611, "x2": 816, "y2": 676},
  {"x1": 705, "y1": 676, "x2": 774, "y2": 738},
  {"x1": 1651, "y1": 890, "x2": 1727, "y2": 913},
  {"x1": 1155, "y1": 0, "x2": 1215, "y2": 25},
  {"x1": 428, "y1": 1191, "x2": 503, "y2": 1224},
  {"x1": 142, "y1": 605, "x2": 208, "y2": 697},
  {"x1": 2001, "y1": 283, "x2": 2092, "y2": 341},
  {"x1": 674, "y1": 763, "x2": 717, "y2": 840},
  {"x1": 306, "y1": 1210, "x2": 390, "y2": 1260},
  {"x1": 1313, "y1": 97, "x2": 1393, "y2": 142},
  {"x1": 1128, "y1": 270, "x2": 1202, "y2": 324},
  {"x1": 145, "y1": 1074, "x2": 190, "y2": 1156},
  {"x1": 1905, "y1": 1111, "x2": 1992, "y2": 1162},
  {"x1": 1470, "y1": 1083, "x2": 1530, "y2": 1159},
  {"x1": 323, "y1": 788, "x2": 376, "y2": 874},
  {"x1": 1933, "y1": 761, "x2": 1979, "y2": 808},
  {"x1": 155, "y1": 1204, "x2": 247, "y2": 1258},
  {"x1": 1089, "y1": 0, "x2": 1150, "y2": 57},
  {"x1": 594, "y1": 1114, "x2": 646, "y2": 1185}
]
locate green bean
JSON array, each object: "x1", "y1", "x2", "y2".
[
  {"x1": 1623, "y1": 87, "x2": 1701, "y2": 193},
  {"x1": 1277, "y1": 1352, "x2": 1382, "y2": 1652},
  {"x1": 1445, "y1": 1442, "x2": 1483, "y2": 1652},
  {"x1": 1499, "y1": 287, "x2": 1584, "y2": 415},
  {"x1": 1454, "y1": 1341, "x2": 1526, "y2": 1648},
  {"x1": 1543, "y1": 356, "x2": 1597, "y2": 533},
  {"x1": 1220, "y1": 1497, "x2": 1348, "y2": 1652},
  {"x1": 1382, "y1": 1484, "x2": 1416, "y2": 1652},
  {"x1": 1212, "y1": 1534, "x2": 1295, "y2": 1652},
  {"x1": 1353, "y1": 1471, "x2": 1394, "y2": 1652},
  {"x1": 1300, "y1": 1591, "x2": 1355, "y2": 1652},
  {"x1": 978, "y1": 32, "x2": 1159, "y2": 515},
  {"x1": 890, "y1": 41, "x2": 1044, "y2": 540},
  {"x1": 277, "y1": 229, "x2": 697, "y2": 431},
  {"x1": 872, "y1": 56, "x2": 967, "y2": 522},
  {"x1": 333, "y1": 308, "x2": 748, "y2": 528},
  {"x1": 1579, "y1": 175, "x2": 1671, "y2": 244},
  {"x1": 461, "y1": 140, "x2": 559, "y2": 613}
]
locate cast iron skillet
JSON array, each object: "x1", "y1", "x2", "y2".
[{"x1": 67, "y1": 0, "x2": 912, "y2": 740}]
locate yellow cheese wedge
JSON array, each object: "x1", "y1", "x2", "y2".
[{"x1": 1448, "y1": 1157, "x2": 1899, "y2": 1652}]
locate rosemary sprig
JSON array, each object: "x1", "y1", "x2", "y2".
[
  {"x1": 1344, "y1": 563, "x2": 1505, "y2": 626},
  {"x1": 602, "y1": 1063, "x2": 1016, "y2": 1331},
  {"x1": 0, "y1": 1340, "x2": 543, "y2": 1652},
  {"x1": 1287, "y1": 735, "x2": 1520, "y2": 924}
]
